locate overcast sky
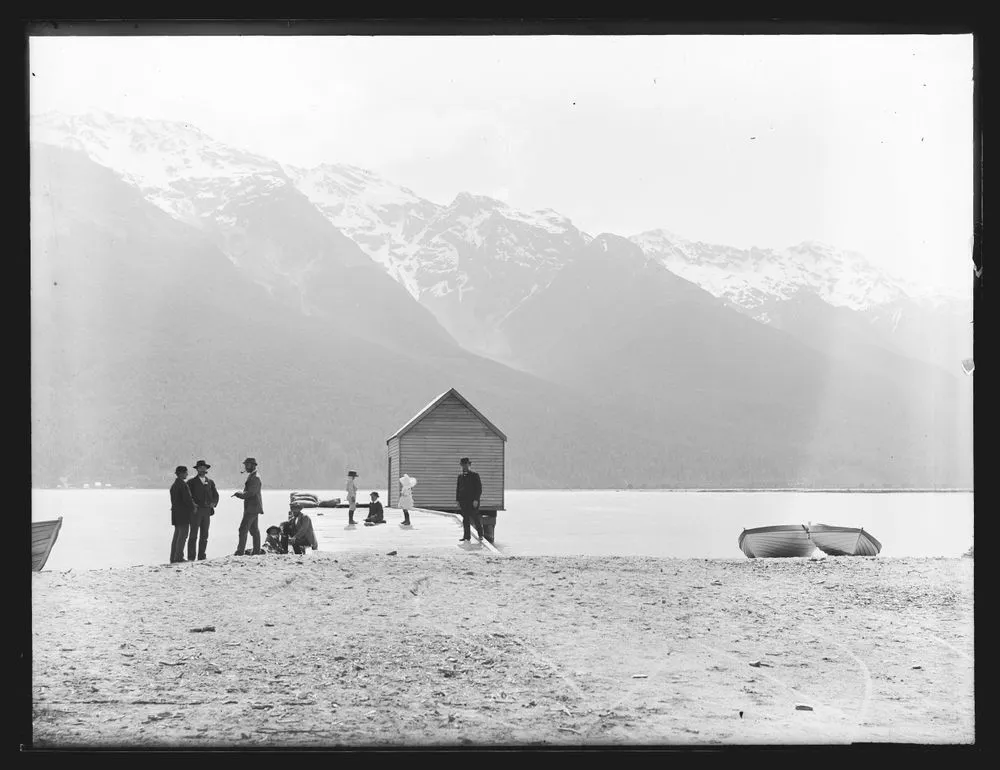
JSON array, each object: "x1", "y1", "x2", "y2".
[{"x1": 30, "y1": 34, "x2": 974, "y2": 292}]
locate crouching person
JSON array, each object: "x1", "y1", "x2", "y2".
[{"x1": 282, "y1": 506, "x2": 319, "y2": 554}]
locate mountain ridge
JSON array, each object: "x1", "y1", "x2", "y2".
[
  {"x1": 33, "y1": 110, "x2": 970, "y2": 362},
  {"x1": 29, "y1": 111, "x2": 974, "y2": 489},
  {"x1": 30, "y1": 143, "x2": 706, "y2": 490}
]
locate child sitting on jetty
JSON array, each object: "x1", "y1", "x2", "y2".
[{"x1": 364, "y1": 492, "x2": 385, "y2": 525}]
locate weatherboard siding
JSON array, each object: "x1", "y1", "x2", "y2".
[{"x1": 391, "y1": 395, "x2": 505, "y2": 512}]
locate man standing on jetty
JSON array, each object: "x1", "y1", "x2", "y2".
[
  {"x1": 346, "y1": 470, "x2": 359, "y2": 526},
  {"x1": 169, "y1": 465, "x2": 195, "y2": 563},
  {"x1": 233, "y1": 457, "x2": 263, "y2": 556},
  {"x1": 456, "y1": 457, "x2": 483, "y2": 543},
  {"x1": 187, "y1": 460, "x2": 219, "y2": 561}
]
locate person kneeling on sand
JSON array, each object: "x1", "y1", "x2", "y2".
[
  {"x1": 364, "y1": 491, "x2": 385, "y2": 525},
  {"x1": 282, "y1": 507, "x2": 319, "y2": 554},
  {"x1": 263, "y1": 525, "x2": 287, "y2": 554}
]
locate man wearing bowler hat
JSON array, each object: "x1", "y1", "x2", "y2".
[
  {"x1": 187, "y1": 460, "x2": 219, "y2": 561},
  {"x1": 169, "y1": 465, "x2": 196, "y2": 563},
  {"x1": 456, "y1": 457, "x2": 483, "y2": 543},
  {"x1": 233, "y1": 457, "x2": 264, "y2": 556}
]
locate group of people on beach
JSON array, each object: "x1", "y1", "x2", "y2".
[{"x1": 168, "y1": 456, "x2": 489, "y2": 563}]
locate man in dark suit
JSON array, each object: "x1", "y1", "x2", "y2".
[
  {"x1": 169, "y1": 465, "x2": 195, "y2": 563},
  {"x1": 282, "y1": 507, "x2": 319, "y2": 554},
  {"x1": 233, "y1": 457, "x2": 264, "y2": 555},
  {"x1": 187, "y1": 459, "x2": 219, "y2": 561},
  {"x1": 456, "y1": 457, "x2": 483, "y2": 543}
]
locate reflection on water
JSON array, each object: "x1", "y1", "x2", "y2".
[{"x1": 31, "y1": 489, "x2": 974, "y2": 572}]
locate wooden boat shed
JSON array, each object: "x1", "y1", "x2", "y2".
[{"x1": 386, "y1": 388, "x2": 506, "y2": 514}]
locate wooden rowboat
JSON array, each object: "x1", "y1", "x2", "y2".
[
  {"x1": 738, "y1": 524, "x2": 816, "y2": 558},
  {"x1": 32, "y1": 517, "x2": 63, "y2": 572},
  {"x1": 806, "y1": 523, "x2": 882, "y2": 557}
]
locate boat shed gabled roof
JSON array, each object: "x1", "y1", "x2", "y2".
[{"x1": 387, "y1": 388, "x2": 508, "y2": 442}]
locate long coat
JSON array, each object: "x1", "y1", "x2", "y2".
[
  {"x1": 188, "y1": 476, "x2": 220, "y2": 511},
  {"x1": 170, "y1": 477, "x2": 196, "y2": 526},
  {"x1": 234, "y1": 472, "x2": 264, "y2": 516},
  {"x1": 456, "y1": 470, "x2": 482, "y2": 507},
  {"x1": 287, "y1": 513, "x2": 319, "y2": 550}
]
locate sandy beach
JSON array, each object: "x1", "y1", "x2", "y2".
[{"x1": 31, "y1": 550, "x2": 974, "y2": 747}]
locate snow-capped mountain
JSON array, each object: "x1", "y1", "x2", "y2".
[
  {"x1": 401, "y1": 192, "x2": 586, "y2": 358},
  {"x1": 31, "y1": 110, "x2": 288, "y2": 228},
  {"x1": 30, "y1": 110, "x2": 456, "y2": 356},
  {"x1": 631, "y1": 229, "x2": 910, "y2": 312},
  {"x1": 284, "y1": 163, "x2": 439, "y2": 298},
  {"x1": 288, "y1": 163, "x2": 587, "y2": 359},
  {"x1": 31, "y1": 110, "x2": 970, "y2": 372},
  {"x1": 631, "y1": 229, "x2": 972, "y2": 372},
  {"x1": 29, "y1": 111, "x2": 973, "y2": 488},
  {"x1": 498, "y1": 231, "x2": 972, "y2": 488}
]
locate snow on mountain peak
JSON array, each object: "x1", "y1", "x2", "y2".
[
  {"x1": 32, "y1": 110, "x2": 288, "y2": 224},
  {"x1": 288, "y1": 163, "x2": 427, "y2": 209},
  {"x1": 444, "y1": 192, "x2": 577, "y2": 237},
  {"x1": 631, "y1": 231, "x2": 914, "y2": 312},
  {"x1": 633, "y1": 228, "x2": 689, "y2": 247},
  {"x1": 32, "y1": 111, "x2": 283, "y2": 179}
]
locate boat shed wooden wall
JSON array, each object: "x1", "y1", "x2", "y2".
[{"x1": 387, "y1": 391, "x2": 505, "y2": 512}]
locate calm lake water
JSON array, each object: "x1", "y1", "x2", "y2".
[{"x1": 31, "y1": 489, "x2": 974, "y2": 572}]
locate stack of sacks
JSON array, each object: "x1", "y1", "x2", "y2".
[{"x1": 290, "y1": 492, "x2": 319, "y2": 508}]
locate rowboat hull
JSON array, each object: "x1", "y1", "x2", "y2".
[
  {"x1": 738, "y1": 525, "x2": 816, "y2": 558},
  {"x1": 32, "y1": 517, "x2": 63, "y2": 572},
  {"x1": 807, "y1": 524, "x2": 882, "y2": 556}
]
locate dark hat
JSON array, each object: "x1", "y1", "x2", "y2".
[
  {"x1": 370, "y1": 491, "x2": 379, "y2": 499},
  {"x1": 175, "y1": 465, "x2": 188, "y2": 475},
  {"x1": 460, "y1": 457, "x2": 471, "y2": 465},
  {"x1": 265, "y1": 525, "x2": 281, "y2": 536},
  {"x1": 347, "y1": 470, "x2": 358, "y2": 477},
  {"x1": 243, "y1": 457, "x2": 257, "y2": 466},
  {"x1": 194, "y1": 460, "x2": 211, "y2": 469}
]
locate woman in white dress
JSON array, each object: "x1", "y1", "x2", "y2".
[{"x1": 398, "y1": 475, "x2": 416, "y2": 526}]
